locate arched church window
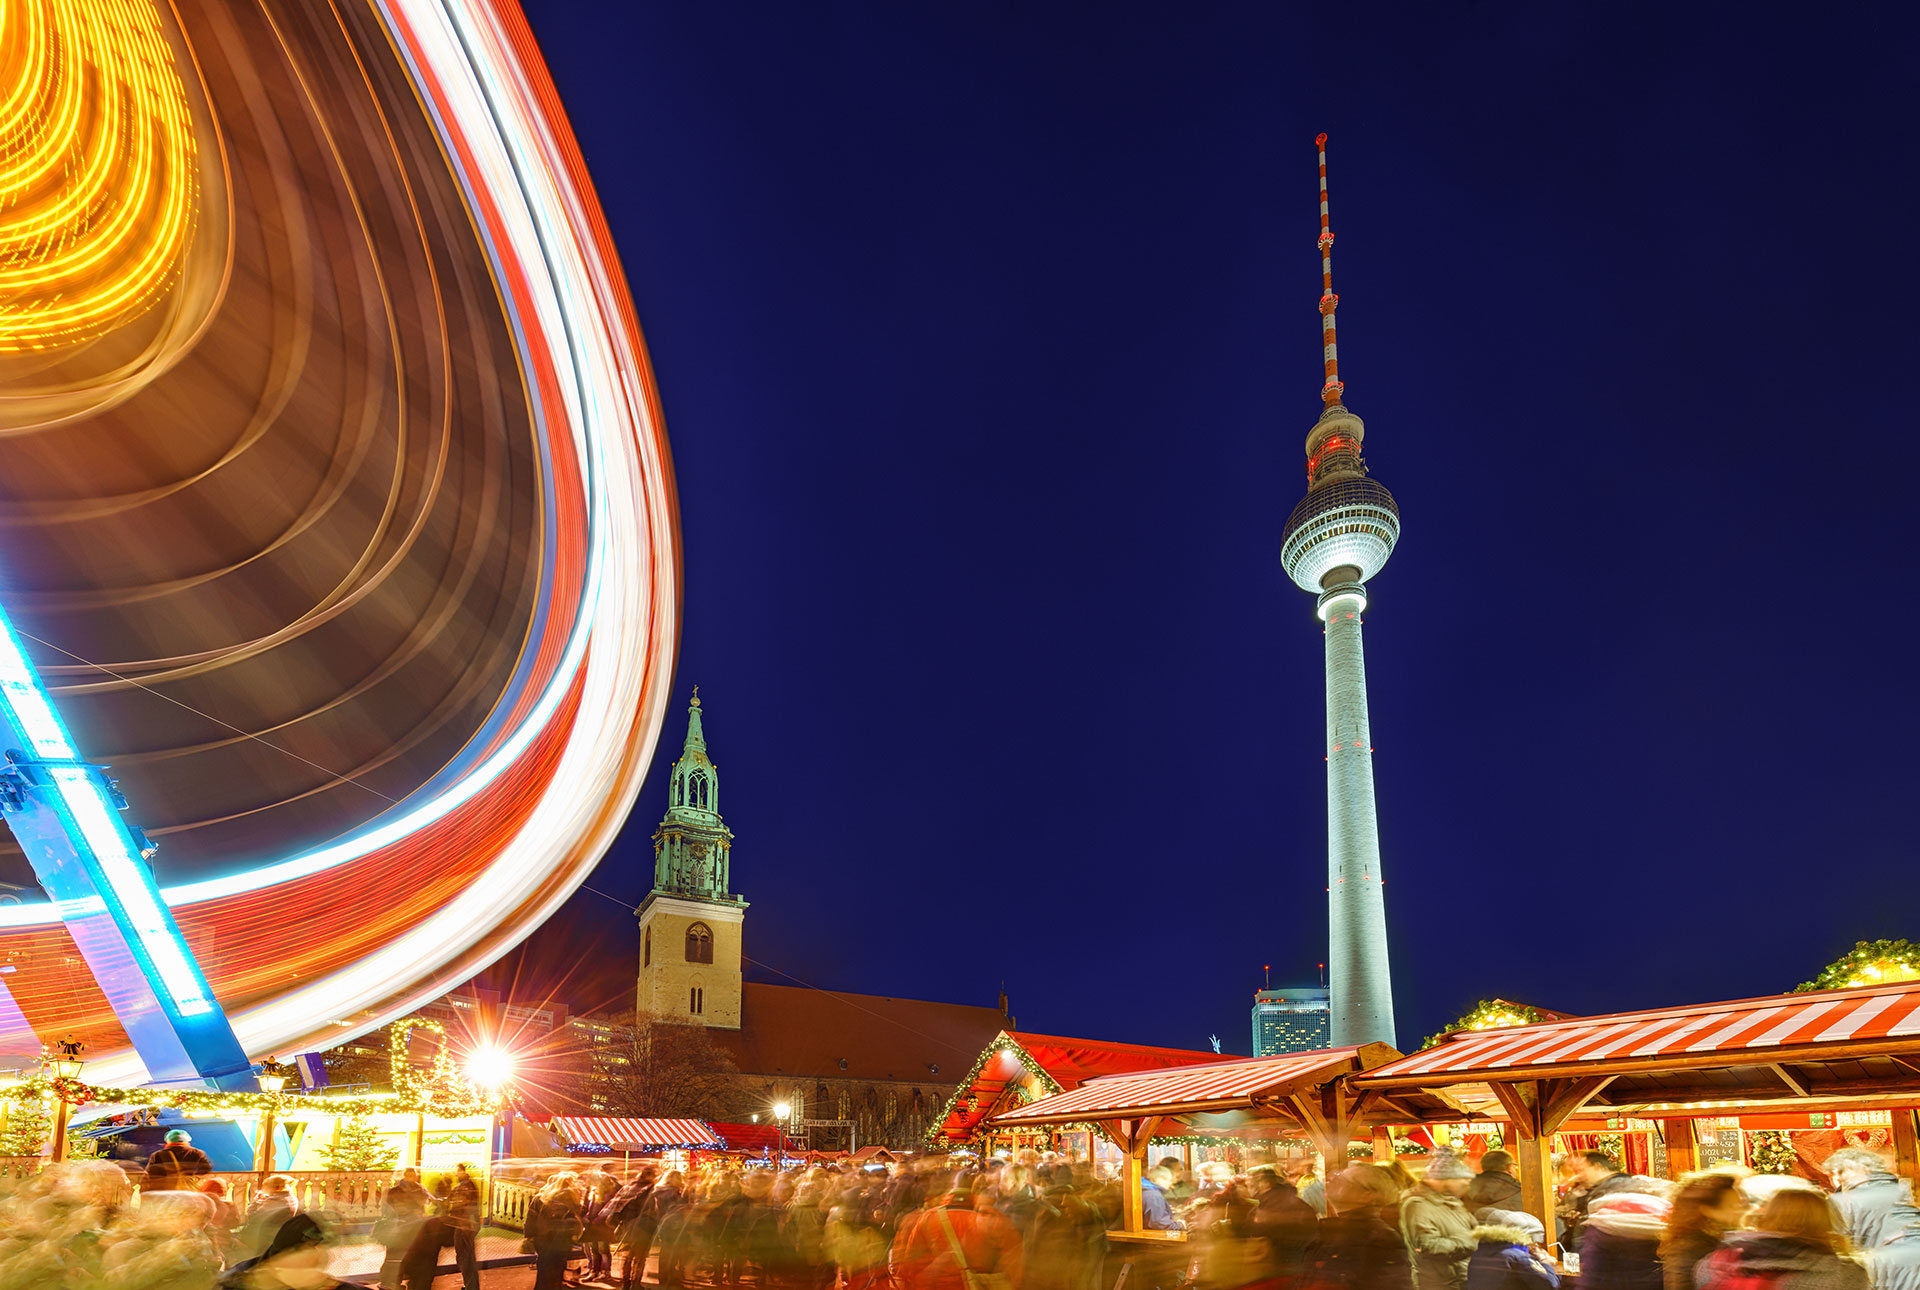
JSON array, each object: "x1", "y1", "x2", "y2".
[
  {"x1": 689, "y1": 771, "x2": 709, "y2": 809},
  {"x1": 686, "y1": 922, "x2": 714, "y2": 964}
]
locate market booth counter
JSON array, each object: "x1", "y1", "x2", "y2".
[{"x1": 1352, "y1": 978, "x2": 1920, "y2": 1242}]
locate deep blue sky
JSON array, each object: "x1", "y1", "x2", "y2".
[{"x1": 506, "y1": 1, "x2": 1920, "y2": 1053}]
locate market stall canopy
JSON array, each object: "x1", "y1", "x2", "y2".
[
  {"x1": 552, "y1": 1117, "x2": 719, "y2": 1150},
  {"x1": 1354, "y1": 979, "x2": 1920, "y2": 1118},
  {"x1": 710, "y1": 1121, "x2": 782, "y2": 1153},
  {"x1": 986, "y1": 1043, "x2": 1463, "y2": 1147},
  {"x1": 930, "y1": 1030, "x2": 1226, "y2": 1147}
]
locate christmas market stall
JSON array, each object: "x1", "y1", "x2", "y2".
[
  {"x1": 927, "y1": 1031, "x2": 1226, "y2": 1159},
  {"x1": 984, "y1": 1044, "x2": 1464, "y2": 1239},
  {"x1": 1352, "y1": 977, "x2": 1920, "y2": 1243},
  {"x1": 552, "y1": 1116, "x2": 720, "y2": 1167}
]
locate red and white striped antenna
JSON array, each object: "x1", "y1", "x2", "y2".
[{"x1": 1315, "y1": 133, "x2": 1344, "y2": 409}]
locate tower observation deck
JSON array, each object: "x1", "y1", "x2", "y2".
[{"x1": 1279, "y1": 135, "x2": 1401, "y2": 1048}]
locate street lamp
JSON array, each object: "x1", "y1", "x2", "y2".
[
  {"x1": 254, "y1": 1057, "x2": 292, "y2": 1175},
  {"x1": 773, "y1": 1100, "x2": 792, "y2": 1163},
  {"x1": 467, "y1": 1044, "x2": 516, "y2": 1211},
  {"x1": 44, "y1": 1036, "x2": 84, "y2": 1163}
]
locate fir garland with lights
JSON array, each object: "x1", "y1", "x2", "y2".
[
  {"x1": 1796, "y1": 940, "x2": 1920, "y2": 993},
  {"x1": 1749, "y1": 1130, "x2": 1796, "y2": 1175},
  {"x1": 0, "y1": 1018, "x2": 496, "y2": 1122},
  {"x1": 925, "y1": 1037, "x2": 1063, "y2": 1149},
  {"x1": 1420, "y1": 1000, "x2": 1553, "y2": 1052}
]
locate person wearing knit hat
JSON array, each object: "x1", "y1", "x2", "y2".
[{"x1": 1401, "y1": 1152, "x2": 1477, "y2": 1289}]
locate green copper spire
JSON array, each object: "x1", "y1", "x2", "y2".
[
  {"x1": 651, "y1": 687, "x2": 737, "y2": 902},
  {"x1": 682, "y1": 684, "x2": 707, "y2": 755}
]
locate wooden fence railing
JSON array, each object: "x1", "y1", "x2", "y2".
[{"x1": 0, "y1": 1162, "x2": 396, "y2": 1222}]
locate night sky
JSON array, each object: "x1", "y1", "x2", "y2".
[{"x1": 503, "y1": 1, "x2": 1920, "y2": 1054}]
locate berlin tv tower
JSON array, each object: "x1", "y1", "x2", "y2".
[{"x1": 1279, "y1": 135, "x2": 1401, "y2": 1048}]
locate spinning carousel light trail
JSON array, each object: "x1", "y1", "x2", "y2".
[
  {"x1": 0, "y1": 0, "x2": 680, "y2": 1087},
  {"x1": 0, "y1": 0, "x2": 199, "y2": 349}
]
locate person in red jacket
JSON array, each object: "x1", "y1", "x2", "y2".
[{"x1": 890, "y1": 1172, "x2": 1026, "y2": 1290}]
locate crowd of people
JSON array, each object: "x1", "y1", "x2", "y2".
[
  {"x1": 5, "y1": 1135, "x2": 1920, "y2": 1290},
  {"x1": 497, "y1": 1144, "x2": 1920, "y2": 1290}
]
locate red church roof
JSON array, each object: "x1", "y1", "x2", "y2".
[{"x1": 929, "y1": 1030, "x2": 1225, "y2": 1146}]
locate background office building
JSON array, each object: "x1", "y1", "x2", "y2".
[{"x1": 1251, "y1": 987, "x2": 1331, "y2": 1056}]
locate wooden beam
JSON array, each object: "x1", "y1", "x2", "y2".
[
  {"x1": 1372, "y1": 1127, "x2": 1393, "y2": 1162},
  {"x1": 1661, "y1": 1119, "x2": 1699, "y2": 1180},
  {"x1": 1767, "y1": 1064, "x2": 1810, "y2": 1098},
  {"x1": 1488, "y1": 1081, "x2": 1542, "y2": 1136},
  {"x1": 1539, "y1": 1076, "x2": 1616, "y2": 1135}
]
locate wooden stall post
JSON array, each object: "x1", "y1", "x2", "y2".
[
  {"x1": 1661, "y1": 1119, "x2": 1699, "y2": 1180},
  {"x1": 1489, "y1": 1076, "x2": 1614, "y2": 1249},
  {"x1": 1892, "y1": 1109, "x2": 1920, "y2": 1192},
  {"x1": 1512, "y1": 1128, "x2": 1557, "y2": 1247},
  {"x1": 1105, "y1": 1117, "x2": 1163, "y2": 1234},
  {"x1": 1372, "y1": 1127, "x2": 1393, "y2": 1162}
]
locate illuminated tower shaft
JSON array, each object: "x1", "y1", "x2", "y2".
[
  {"x1": 1322, "y1": 592, "x2": 1392, "y2": 1046},
  {"x1": 1280, "y1": 135, "x2": 1401, "y2": 1048}
]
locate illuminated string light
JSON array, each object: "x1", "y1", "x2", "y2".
[{"x1": 0, "y1": 0, "x2": 199, "y2": 349}]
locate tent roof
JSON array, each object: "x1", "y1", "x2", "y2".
[
  {"x1": 552, "y1": 1116, "x2": 719, "y2": 1149},
  {"x1": 991, "y1": 1047, "x2": 1376, "y2": 1125},
  {"x1": 1355, "y1": 980, "x2": 1920, "y2": 1119},
  {"x1": 929, "y1": 1031, "x2": 1241, "y2": 1146}
]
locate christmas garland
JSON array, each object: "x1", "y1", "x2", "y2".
[
  {"x1": 924, "y1": 1036, "x2": 1062, "y2": 1149},
  {"x1": 1795, "y1": 940, "x2": 1920, "y2": 993},
  {"x1": 1420, "y1": 1000, "x2": 1553, "y2": 1052},
  {"x1": 1, "y1": 1019, "x2": 498, "y2": 1120}
]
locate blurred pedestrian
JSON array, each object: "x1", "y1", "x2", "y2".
[
  {"x1": 447, "y1": 1162, "x2": 483, "y2": 1290},
  {"x1": 1467, "y1": 1152, "x2": 1523, "y2": 1216},
  {"x1": 1696, "y1": 1188, "x2": 1867, "y2": 1290},
  {"x1": 527, "y1": 1172, "x2": 587, "y2": 1290},
  {"x1": 376, "y1": 1168, "x2": 431, "y2": 1290},
  {"x1": 145, "y1": 1128, "x2": 214, "y2": 1192},
  {"x1": 1659, "y1": 1173, "x2": 1745, "y2": 1290},
  {"x1": 1402, "y1": 1154, "x2": 1478, "y2": 1290},
  {"x1": 1577, "y1": 1185, "x2": 1670, "y2": 1290},
  {"x1": 1300, "y1": 1164, "x2": 1414, "y2": 1290},
  {"x1": 1465, "y1": 1209, "x2": 1558, "y2": 1289}
]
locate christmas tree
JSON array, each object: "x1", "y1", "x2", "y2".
[
  {"x1": 320, "y1": 1113, "x2": 400, "y2": 1172},
  {"x1": 0, "y1": 1100, "x2": 50, "y2": 1157}
]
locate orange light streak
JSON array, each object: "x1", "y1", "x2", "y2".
[{"x1": 0, "y1": 0, "x2": 198, "y2": 349}]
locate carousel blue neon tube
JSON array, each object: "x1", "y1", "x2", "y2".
[{"x1": 0, "y1": 603, "x2": 251, "y2": 1087}]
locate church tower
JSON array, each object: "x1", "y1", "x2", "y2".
[{"x1": 635, "y1": 688, "x2": 747, "y2": 1028}]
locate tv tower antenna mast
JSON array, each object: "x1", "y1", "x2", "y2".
[{"x1": 1279, "y1": 134, "x2": 1402, "y2": 1047}]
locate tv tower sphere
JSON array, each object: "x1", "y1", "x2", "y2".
[{"x1": 1279, "y1": 406, "x2": 1400, "y2": 611}]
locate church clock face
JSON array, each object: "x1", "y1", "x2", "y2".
[{"x1": 689, "y1": 841, "x2": 711, "y2": 885}]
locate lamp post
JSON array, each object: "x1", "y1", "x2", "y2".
[
  {"x1": 45, "y1": 1036, "x2": 85, "y2": 1164},
  {"x1": 254, "y1": 1057, "x2": 291, "y2": 1176},
  {"x1": 773, "y1": 1100, "x2": 791, "y2": 1164},
  {"x1": 467, "y1": 1044, "x2": 515, "y2": 1219}
]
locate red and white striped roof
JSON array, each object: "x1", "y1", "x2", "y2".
[
  {"x1": 1359, "y1": 982, "x2": 1920, "y2": 1086},
  {"x1": 991, "y1": 1047, "x2": 1365, "y2": 1125},
  {"x1": 552, "y1": 1116, "x2": 719, "y2": 1149}
]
